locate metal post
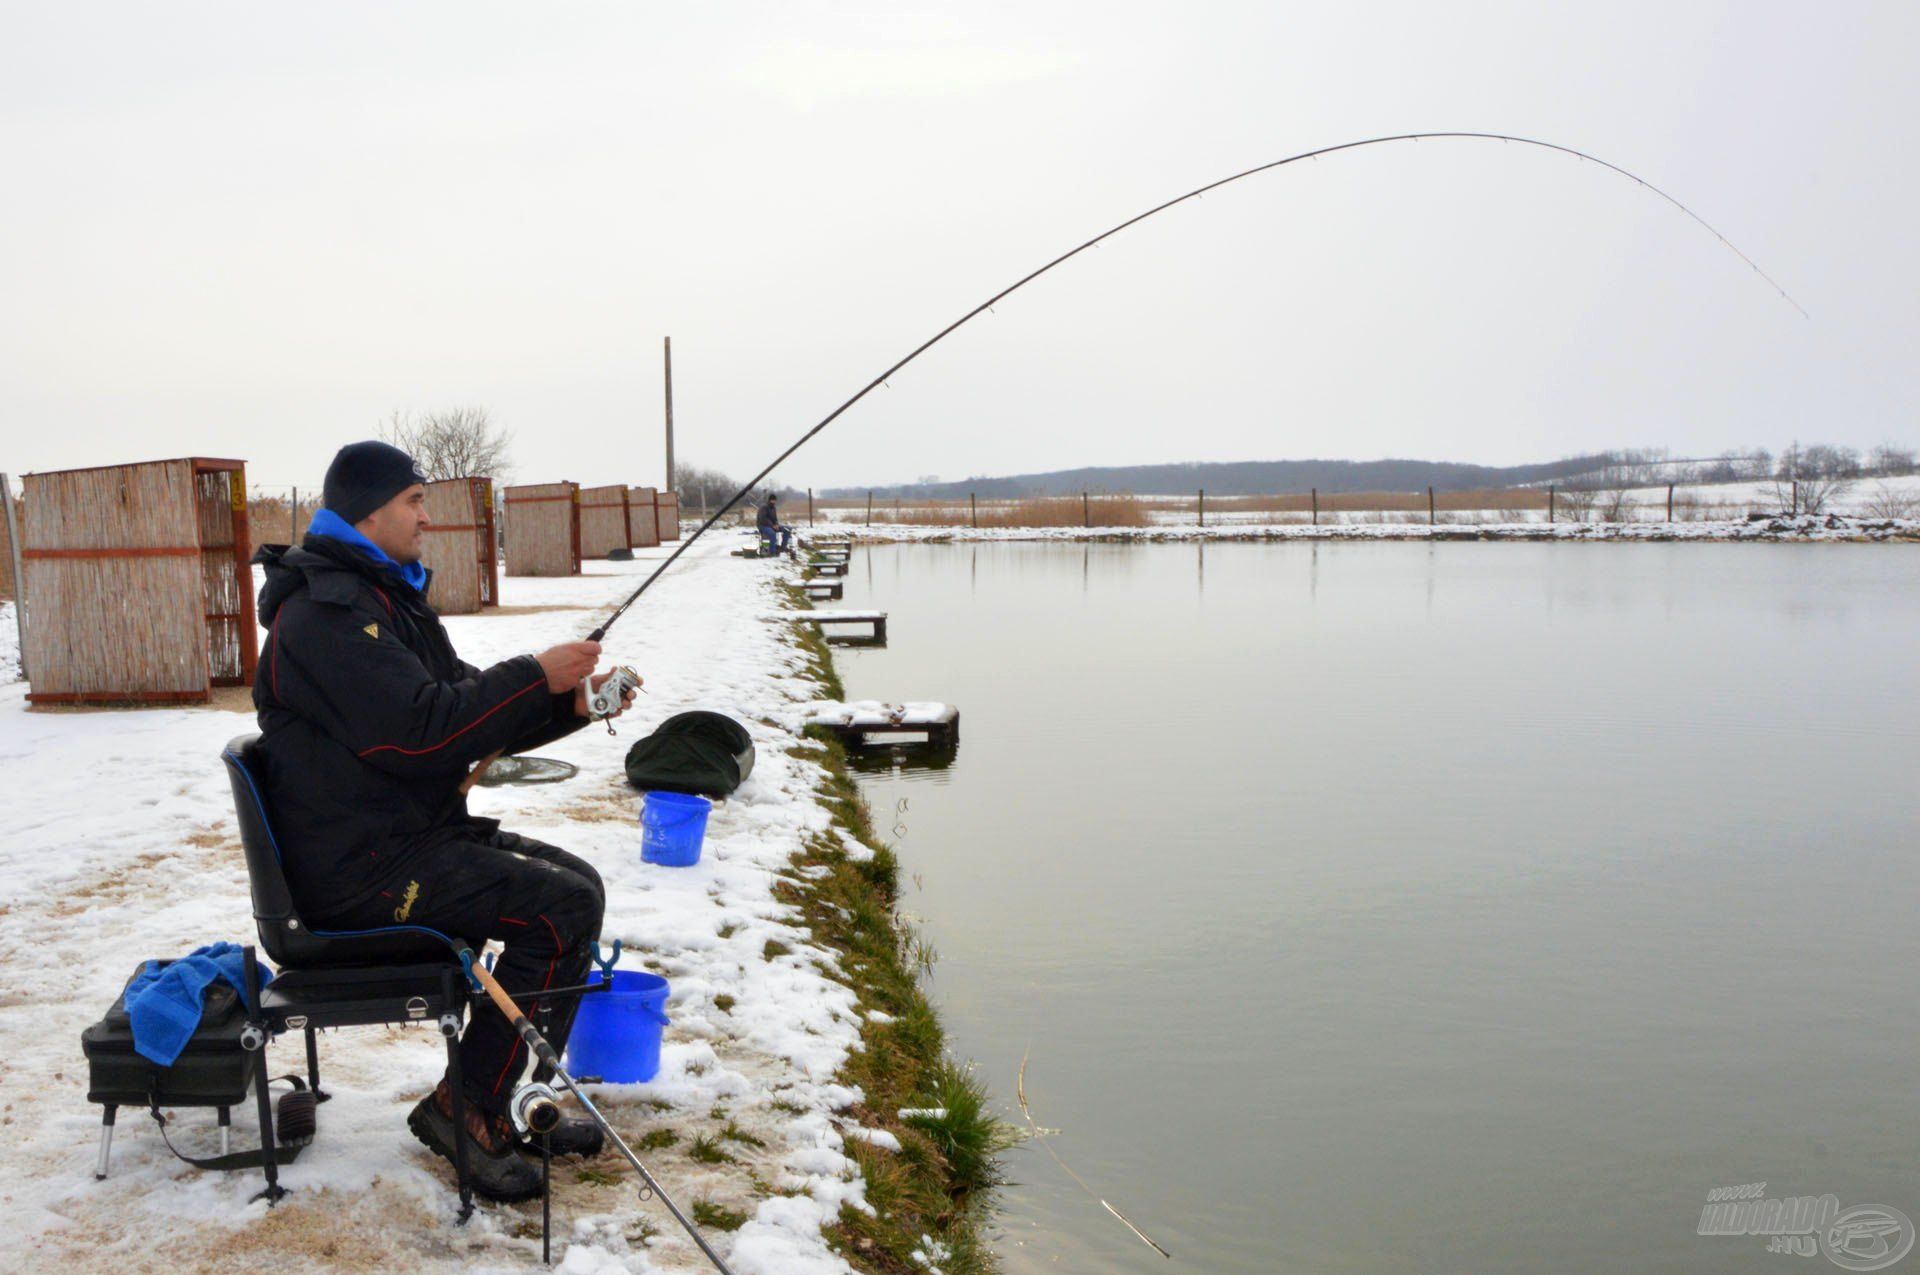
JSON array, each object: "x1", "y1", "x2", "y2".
[
  {"x1": 1667, "y1": 483, "x2": 1674, "y2": 521},
  {"x1": 1312, "y1": 487, "x2": 1318, "y2": 526},
  {"x1": 1428, "y1": 486, "x2": 1436, "y2": 525},
  {"x1": 290, "y1": 486, "x2": 298, "y2": 543},
  {"x1": 1198, "y1": 488, "x2": 1205, "y2": 527},
  {"x1": 808, "y1": 487, "x2": 814, "y2": 527},
  {"x1": 866, "y1": 490, "x2": 872, "y2": 526},
  {"x1": 1791, "y1": 479, "x2": 1798, "y2": 516},
  {"x1": 662, "y1": 336, "x2": 675, "y2": 495},
  {"x1": 0, "y1": 473, "x2": 26, "y2": 679},
  {"x1": 1549, "y1": 486, "x2": 1556, "y2": 524},
  {"x1": 970, "y1": 491, "x2": 977, "y2": 528},
  {"x1": 1083, "y1": 491, "x2": 1090, "y2": 528}
]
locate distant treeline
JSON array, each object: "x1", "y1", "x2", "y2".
[
  {"x1": 825, "y1": 455, "x2": 1612, "y2": 499},
  {"x1": 824, "y1": 442, "x2": 1918, "y2": 499}
]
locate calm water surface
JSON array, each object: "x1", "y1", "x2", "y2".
[{"x1": 831, "y1": 541, "x2": 1920, "y2": 1273}]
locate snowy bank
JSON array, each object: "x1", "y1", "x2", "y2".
[{"x1": 0, "y1": 531, "x2": 976, "y2": 1273}]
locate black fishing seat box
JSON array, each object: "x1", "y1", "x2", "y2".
[{"x1": 82, "y1": 962, "x2": 253, "y2": 1177}]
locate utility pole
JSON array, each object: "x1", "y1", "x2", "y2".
[{"x1": 662, "y1": 336, "x2": 675, "y2": 497}]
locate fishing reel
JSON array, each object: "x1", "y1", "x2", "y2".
[
  {"x1": 507, "y1": 1080, "x2": 565, "y2": 1138},
  {"x1": 583, "y1": 665, "x2": 643, "y2": 734}
]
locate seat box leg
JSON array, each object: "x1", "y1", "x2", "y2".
[
  {"x1": 219, "y1": 1106, "x2": 232, "y2": 1157},
  {"x1": 94, "y1": 1105, "x2": 117, "y2": 1180},
  {"x1": 304, "y1": 1025, "x2": 329, "y2": 1102},
  {"x1": 243, "y1": 946, "x2": 286, "y2": 1204},
  {"x1": 442, "y1": 966, "x2": 474, "y2": 1223}
]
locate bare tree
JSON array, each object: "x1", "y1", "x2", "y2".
[
  {"x1": 672, "y1": 462, "x2": 746, "y2": 513},
  {"x1": 1859, "y1": 481, "x2": 1920, "y2": 519},
  {"x1": 1868, "y1": 442, "x2": 1917, "y2": 476},
  {"x1": 1771, "y1": 440, "x2": 1856, "y2": 515},
  {"x1": 1555, "y1": 485, "x2": 1597, "y2": 522},
  {"x1": 379, "y1": 407, "x2": 514, "y2": 482}
]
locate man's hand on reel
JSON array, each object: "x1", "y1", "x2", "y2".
[{"x1": 576, "y1": 666, "x2": 643, "y2": 728}]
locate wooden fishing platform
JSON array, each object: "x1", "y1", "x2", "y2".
[
  {"x1": 808, "y1": 561, "x2": 848, "y2": 578},
  {"x1": 802, "y1": 580, "x2": 843, "y2": 601},
  {"x1": 806, "y1": 700, "x2": 959, "y2": 750},
  {"x1": 784, "y1": 609, "x2": 886, "y2": 643}
]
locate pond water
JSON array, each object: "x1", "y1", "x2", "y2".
[{"x1": 830, "y1": 540, "x2": 1920, "y2": 1273}]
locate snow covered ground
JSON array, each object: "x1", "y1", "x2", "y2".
[{"x1": 0, "y1": 533, "x2": 891, "y2": 1273}]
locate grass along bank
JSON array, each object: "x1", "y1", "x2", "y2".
[{"x1": 778, "y1": 582, "x2": 1014, "y2": 1274}]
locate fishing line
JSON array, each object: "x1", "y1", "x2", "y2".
[
  {"x1": 587, "y1": 130, "x2": 1803, "y2": 641},
  {"x1": 1018, "y1": 1047, "x2": 1171, "y2": 1259}
]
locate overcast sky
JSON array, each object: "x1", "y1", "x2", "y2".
[{"x1": 2, "y1": 2, "x2": 1913, "y2": 493}]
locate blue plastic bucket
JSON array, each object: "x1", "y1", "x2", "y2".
[
  {"x1": 641, "y1": 790, "x2": 712, "y2": 867},
  {"x1": 564, "y1": 970, "x2": 671, "y2": 1083}
]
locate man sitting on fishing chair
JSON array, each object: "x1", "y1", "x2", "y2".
[
  {"x1": 756, "y1": 492, "x2": 792, "y2": 555},
  {"x1": 252, "y1": 441, "x2": 636, "y2": 1201}
]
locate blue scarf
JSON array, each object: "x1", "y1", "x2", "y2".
[{"x1": 308, "y1": 507, "x2": 430, "y2": 592}]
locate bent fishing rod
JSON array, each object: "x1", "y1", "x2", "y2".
[{"x1": 586, "y1": 130, "x2": 1804, "y2": 643}]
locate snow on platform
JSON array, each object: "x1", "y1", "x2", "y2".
[
  {"x1": 0, "y1": 539, "x2": 878, "y2": 1273},
  {"x1": 802, "y1": 701, "x2": 959, "y2": 749}
]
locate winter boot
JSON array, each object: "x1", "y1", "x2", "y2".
[{"x1": 408, "y1": 1080, "x2": 543, "y2": 1202}]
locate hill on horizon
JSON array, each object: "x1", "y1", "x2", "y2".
[{"x1": 819, "y1": 455, "x2": 1612, "y2": 500}]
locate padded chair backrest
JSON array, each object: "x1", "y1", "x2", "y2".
[{"x1": 222, "y1": 734, "x2": 456, "y2": 970}]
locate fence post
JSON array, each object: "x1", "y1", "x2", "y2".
[
  {"x1": 1312, "y1": 488, "x2": 1318, "y2": 526},
  {"x1": 1083, "y1": 491, "x2": 1090, "y2": 528},
  {"x1": 808, "y1": 487, "x2": 814, "y2": 527},
  {"x1": 1428, "y1": 486, "x2": 1436, "y2": 525},
  {"x1": 866, "y1": 490, "x2": 873, "y2": 526},
  {"x1": 1667, "y1": 483, "x2": 1674, "y2": 521},
  {"x1": 1198, "y1": 488, "x2": 1205, "y2": 528},
  {"x1": 1548, "y1": 486, "x2": 1555, "y2": 524},
  {"x1": 0, "y1": 472, "x2": 26, "y2": 679},
  {"x1": 970, "y1": 492, "x2": 977, "y2": 528}
]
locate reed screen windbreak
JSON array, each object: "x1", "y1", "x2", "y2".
[
  {"x1": 578, "y1": 484, "x2": 631, "y2": 559},
  {"x1": 503, "y1": 481, "x2": 581, "y2": 577},
  {"x1": 418, "y1": 477, "x2": 496, "y2": 614},
  {"x1": 21, "y1": 457, "x2": 257, "y2": 704},
  {"x1": 0, "y1": 495, "x2": 18, "y2": 600},
  {"x1": 627, "y1": 487, "x2": 659, "y2": 548}
]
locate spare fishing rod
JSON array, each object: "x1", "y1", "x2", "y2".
[
  {"x1": 459, "y1": 946, "x2": 738, "y2": 1275},
  {"x1": 587, "y1": 129, "x2": 1803, "y2": 642}
]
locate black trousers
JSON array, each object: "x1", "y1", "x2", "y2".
[{"x1": 320, "y1": 828, "x2": 605, "y2": 1115}]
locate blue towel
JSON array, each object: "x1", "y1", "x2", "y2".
[{"x1": 125, "y1": 942, "x2": 274, "y2": 1067}]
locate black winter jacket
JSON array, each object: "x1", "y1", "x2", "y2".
[{"x1": 253, "y1": 535, "x2": 586, "y2": 920}]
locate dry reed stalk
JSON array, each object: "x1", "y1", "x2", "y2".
[
  {"x1": 503, "y1": 481, "x2": 580, "y2": 577},
  {"x1": 883, "y1": 494, "x2": 1151, "y2": 527},
  {"x1": 246, "y1": 497, "x2": 314, "y2": 545},
  {"x1": 1015, "y1": 1049, "x2": 1171, "y2": 1259},
  {"x1": 418, "y1": 478, "x2": 488, "y2": 614},
  {"x1": 627, "y1": 487, "x2": 660, "y2": 547},
  {"x1": 1205, "y1": 487, "x2": 1549, "y2": 513},
  {"x1": 578, "y1": 483, "x2": 631, "y2": 558}
]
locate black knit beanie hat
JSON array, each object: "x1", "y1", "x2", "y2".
[{"x1": 322, "y1": 441, "x2": 427, "y2": 524}]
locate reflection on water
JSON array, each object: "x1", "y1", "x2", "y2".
[{"x1": 833, "y1": 541, "x2": 1920, "y2": 1274}]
